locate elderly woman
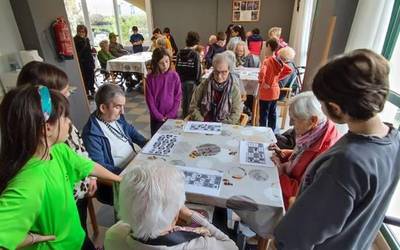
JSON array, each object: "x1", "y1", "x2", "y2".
[
  {"x1": 234, "y1": 41, "x2": 257, "y2": 68},
  {"x1": 105, "y1": 160, "x2": 238, "y2": 250},
  {"x1": 74, "y1": 24, "x2": 96, "y2": 98},
  {"x1": 269, "y1": 91, "x2": 340, "y2": 208},
  {"x1": 97, "y1": 39, "x2": 115, "y2": 69},
  {"x1": 82, "y1": 84, "x2": 148, "y2": 204},
  {"x1": 188, "y1": 53, "x2": 242, "y2": 124}
]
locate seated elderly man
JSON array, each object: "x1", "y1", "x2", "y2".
[
  {"x1": 188, "y1": 53, "x2": 242, "y2": 124},
  {"x1": 105, "y1": 160, "x2": 238, "y2": 250},
  {"x1": 269, "y1": 91, "x2": 340, "y2": 208},
  {"x1": 82, "y1": 84, "x2": 147, "y2": 205}
]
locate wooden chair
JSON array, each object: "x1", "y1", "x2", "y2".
[
  {"x1": 277, "y1": 88, "x2": 292, "y2": 129},
  {"x1": 87, "y1": 197, "x2": 99, "y2": 237},
  {"x1": 240, "y1": 113, "x2": 249, "y2": 126}
]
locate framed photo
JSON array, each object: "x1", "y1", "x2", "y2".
[{"x1": 232, "y1": 0, "x2": 261, "y2": 22}]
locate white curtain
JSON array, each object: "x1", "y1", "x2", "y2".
[
  {"x1": 288, "y1": 0, "x2": 316, "y2": 66},
  {"x1": 345, "y1": 0, "x2": 394, "y2": 53}
]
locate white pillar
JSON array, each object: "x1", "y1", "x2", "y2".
[
  {"x1": 145, "y1": 0, "x2": 154, "y2": 38},
  {"x1": 81, "y1": 0, "x2": 95, "y2": 46},
  {"x1": 113, "y1": 0, "x2": 122, "y2": 44}
]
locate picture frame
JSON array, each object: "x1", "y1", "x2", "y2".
[{"x1": 232, "y1": 0, "x2": 261, "y2": 22}]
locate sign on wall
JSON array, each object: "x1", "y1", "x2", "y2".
[{"x1": 232, "y1": 0, "x2": 261, "y2": 22}]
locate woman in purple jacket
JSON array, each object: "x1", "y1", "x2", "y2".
[{"x1": 146, "y1": 48, "x2": 182, "y2": 135}]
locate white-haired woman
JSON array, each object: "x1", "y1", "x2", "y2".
[
  {"x1": 278, "y1": 46, "x2": 297, "y2": 90},
  {"x1": 269, "y1": 91, "x2": 340, "y2": 208},
  {"x1": 105, "y1": 160, "x2": 238, "y2": 250},
  {"x1": 188, "y1": 53, "x2": 242, "y2": 124},
  {"x1": 234, "y1": 41, "x2": 257, "y2": 68}
]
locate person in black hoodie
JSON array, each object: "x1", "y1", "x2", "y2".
[
  {"x1": 176, "y1": 31, "x2": 202, "y2": 118},
  {"x1": 205, "y1": 31, "x2": 226, "y2": 69}
]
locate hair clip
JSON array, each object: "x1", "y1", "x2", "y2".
[{"x1": 38, "y1": 85, "x2": 52, "y2": 122}]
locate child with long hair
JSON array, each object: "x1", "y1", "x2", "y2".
[
  {"x1": 145, "y1": 47, "x2": 182, "y2": 135},
  {"x1": 16, "y1": 61, "x2": 99, "y2": 250},
  {"x1": 0, "y1": 85, "x2": 121, "y2": 249}
]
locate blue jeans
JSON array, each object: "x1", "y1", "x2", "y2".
[{"x1": 259, "y1": 100, "x2": 277, "y2": 131}]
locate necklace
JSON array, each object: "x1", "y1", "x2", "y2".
[{"x1": 96, "y1": 114, "x2": 135, "y2": 151}]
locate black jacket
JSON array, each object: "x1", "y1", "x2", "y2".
[{"x1": 176, "y1": 48, "x2": 201, "y2": 83}]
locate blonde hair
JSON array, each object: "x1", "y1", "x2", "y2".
[
  {"x1": 235, "y1": 41, "x2": 250, "y2": 57},
  {"x1": 268, "y1": 27, "x2": 282, "y2": 38},
  {"x1": 99, "y1": 40, "x2": 109, "y2": 49},
  {"x1": 278, "y1": 47, "x2": 296, "y2": 62}
]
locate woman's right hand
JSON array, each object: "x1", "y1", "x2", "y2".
[
  {"x1": 17, "y1": 233, "x2": 56, "y2": 249},
  {"x1": 179, "y1": 206, "x2": 194, "y2": 224}
]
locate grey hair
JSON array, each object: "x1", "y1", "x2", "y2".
[
  {"x1": 118, "y1": 160, "x2": 186, "y2": 240},
  {"x1": 289, "y1": 91, "x2": 326, "y2": 121},
  {"x1": 234, "y1": 41, "x2": 250, "y2": 56},
  {"x1": 99, "y1": 39, "x2": 109, "y2": 49},
  {"x1": 95, "y1": 83, "x2": 125, "y2": 109},
  {"x1": 216, "y1": 51, "x2": 236, "y2": 71}
]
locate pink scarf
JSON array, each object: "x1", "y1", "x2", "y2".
[{"x1": 285, "y1": 120, "x2": 329, "y2": 174}]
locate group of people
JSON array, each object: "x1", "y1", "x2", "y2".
[{"x1": 0, "y1": 22, "x2": 399, "y2": 250}]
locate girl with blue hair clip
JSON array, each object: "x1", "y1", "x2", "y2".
[{"x1": 0, "y1": 85, "x2": 121, "y2": 250}]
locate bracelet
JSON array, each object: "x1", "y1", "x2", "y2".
[{"x1": 89, "y1": 176, "x2": 97, "y2": 180}]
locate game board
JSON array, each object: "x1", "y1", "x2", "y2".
[
  {"x1": 142, "y1": 134, "x2": 179, "y2": 156},
  {"x1": 184, "y1": 121, "x2": 222, "y2": 135},
  {"x1": 176, "y1": 166, "x2": 223, "y2": 196},
  {"x1": 240, "y1": 141, "x2": 268, "y2": 166}
]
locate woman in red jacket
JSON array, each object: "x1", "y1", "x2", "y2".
[{"x1": 270, "y1": 91, "x2": 340, "y2": 208}]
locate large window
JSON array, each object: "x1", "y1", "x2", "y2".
[{"x1": 64, "y1": 0, "x2": 151, "y2": 48}]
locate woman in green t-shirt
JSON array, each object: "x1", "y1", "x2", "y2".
[{"x1": 0, "y1": 85, "x2": 121, "y2": 250}]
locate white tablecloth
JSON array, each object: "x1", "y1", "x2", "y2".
[
  {"x1": 106, "y1": 52, "x2": 152, "y2": 75},
  {"x1": 121, "y1": 119, "x2": 284, "y2": 237},
  {"x1": 203, "y1": 67, "x2": 260, "y2": 96}
]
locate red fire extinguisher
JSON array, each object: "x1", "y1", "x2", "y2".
[{"x1": 52, "y1": 17, "x2": 74, "y2": 60}]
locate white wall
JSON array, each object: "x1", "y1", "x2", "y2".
[{"x1": 0, "y1": 0, "x2": 24, "y2": 74}]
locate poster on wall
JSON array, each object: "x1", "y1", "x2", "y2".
[{"x1": 232, "y1": 0, "x2": 260, "y2": 22}]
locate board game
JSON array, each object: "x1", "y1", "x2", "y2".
[
  {"x1": 184, "y1": 121, "x2": 222, "y2": 135},
  {"x1": 240, "y1": 141, "x2": 269, "y2": 166},
  {"x1": 176, "y1": 166, "x2": 223, "y2": 197},
  {"x1": 141, "y1": 134, "x2": 179, "y2": 156}
]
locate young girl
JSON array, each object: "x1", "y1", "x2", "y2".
[
  {"x1": 0, "y1": 85, "x2": 121, "y2": 249},
  {"x1": 16, "y1": 61, "x2": 98, "y2": 250},
  {"x1": 226, "y1": 24, "x2": 246, "y2": 51},
  {"x1": 145, "y1": 48, "x2": 182, "y2": 135}
]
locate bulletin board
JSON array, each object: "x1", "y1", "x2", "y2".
[{"x1": 232, "y1": 0, "x2": 261, "y2": 22}]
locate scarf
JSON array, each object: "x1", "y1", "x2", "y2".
[
  {"x1": 201, "y1": 74, "x2": 233, "y2": 122},
  {"x1": 285, "y1": 120, "x2": 329, "y2": 174}
]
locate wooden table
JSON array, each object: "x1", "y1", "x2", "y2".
[
  {"x1": 106, "y1": 51, "x2": 152, "y2": 75},
  {"x1": 122, "y1": 120, "x2": 284, "y2": 249},
  {"x1": 203, "y1": 67, "x2": 260, "y2": 126}
]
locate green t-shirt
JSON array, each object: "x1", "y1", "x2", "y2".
[{"x1": 0, "y1": 143, "x2": 95, "y2": 250}]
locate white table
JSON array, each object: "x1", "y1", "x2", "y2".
[
  {"x1": 106, "y1": 52, "x2": 152, "y2": 75},
  {"x1": 122, "y1": 119, "x2": 284, "y2": 242},
  {"x1": 203, "y1": 67, "x2": 261, "y2": 125}
]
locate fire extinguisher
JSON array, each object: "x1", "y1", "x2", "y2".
[{"x1": 52, "y1": 17, "x2": 74, "y2": 60}]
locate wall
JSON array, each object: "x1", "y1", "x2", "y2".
[
  {"x1": 0, "y1": 1, "x2": 24, "y2": 75},
  {"x1": 151, "y1": 0, "x2": 294, "y2": 49},
  {"x1": 302, "y1": 0, "x2": 359, "y2": 90},
  {"x1": 10, "y1": 0, "x2": 91, "y2": 130}
]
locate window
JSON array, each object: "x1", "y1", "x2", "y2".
[
  {"x1": 86, "y1": 0, "x2": 117, "y2": 47},
  {"x1": 64, "y1": 0, "x2": 151, "y2": 48},
  {"x1": 117, "y1": 0, "x2": 150, "y2": 46},
  {"x1": 64, "y1": 0, "x2": 85, "y2": 36}
]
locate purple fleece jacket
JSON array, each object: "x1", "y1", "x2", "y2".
[{"x1": 145, "y1": 70, "x2": 182, "y2": 121}]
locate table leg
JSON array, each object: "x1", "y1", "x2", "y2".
[
  {"x1": 257, "y1": 236, "x2": 269, "y2": 250},
  {"x1": 252, "y1": 95, "x2": 259, "y2": 126}
]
